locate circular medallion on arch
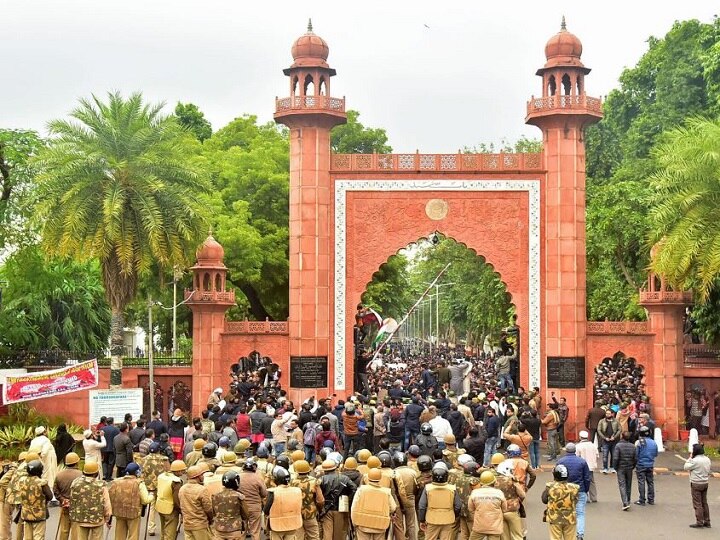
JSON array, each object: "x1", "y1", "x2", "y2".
[{"x1": 425, "y1": 199, "x2": 449, "y2": 221}]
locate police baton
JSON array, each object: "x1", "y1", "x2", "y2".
[
  {"x1": 105, "y1": 517, "x2": 113, "y2": 540},
  {"x1": 142, "y1": 506, "x2": 149, "y2": 540}
]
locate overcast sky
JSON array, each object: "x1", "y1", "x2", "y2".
[{"x1": 1, "y1": 1, "x2": 716, "y2": 153}]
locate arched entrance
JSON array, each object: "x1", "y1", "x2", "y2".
[{"x1": 334, "y1": 179, "x2": 540, "y2": 392}]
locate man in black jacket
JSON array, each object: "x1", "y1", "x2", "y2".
[
  {"x1": 113, "y1": 422, "x2": 134, "y2": 478},
  {"x1": 462, "y1": 427, "x2": 485, "y2": 464},
  {"x1": 612, "y1": 431, "x2": 637, "y2": 511}
]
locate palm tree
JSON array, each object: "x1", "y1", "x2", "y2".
[
  {"x1": 35, "y1": 92, "x2": 209, "y2": 386},
  {"x1": 649, "y1": 116, "x2": 720, "y2": 299}
]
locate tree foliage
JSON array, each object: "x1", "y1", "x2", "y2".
[
  {"x1": 331, "y1": 110, "x2": 392, "y2": 153},
  {"x1": 175, "y1": 102, "x2": 213, "y2": 142},
  {"x1": 35, "y1": 92, "x2": 209, "y2": 384},
  {"x1": 0, "y1": 129, "x2": 44, "y2": 251},
  {"x1": 0, "y1": 245, "x2": 110, "y2": 351},
  {"x1": 361, "y1": 254, "x2": 413, "y2": 318}
]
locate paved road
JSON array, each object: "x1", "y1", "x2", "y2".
[{"x1": 31, "y1": 468, "x2": 718, "y2": 540}]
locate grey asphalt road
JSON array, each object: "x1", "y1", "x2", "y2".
[{"x1": 29, "y1": 468, "x2": 718, "y2": 540}]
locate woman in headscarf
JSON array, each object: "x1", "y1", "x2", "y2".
[{"x1": 53, "y1": 424, "x2": 76, "y2": 467}]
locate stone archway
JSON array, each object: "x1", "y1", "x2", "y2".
[{"x1": 334, "y1": 179, "x2": 540, "y2": 392}]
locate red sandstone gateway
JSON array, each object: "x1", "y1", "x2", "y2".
[{"x1": 34, "y1": 21, "x2": 699, "y2": 439}]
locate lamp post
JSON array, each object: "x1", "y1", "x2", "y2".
[
  {"x1": 148, "y1": 297, "x2": 156, "y2": 415},
  {"x1": 172, "y1": 266, "x2": 183, "y2": 357},
  {"x1": 423, "y1": 281, "x2": 455, "y2": 350}
]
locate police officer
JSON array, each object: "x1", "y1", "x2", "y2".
[
  {"x1": 178, "y1": 465, "x2": 213, "y2": 540},
  {"x1": 263, "y1": 468, "x2": 304, "y2": 540},
  {"x1": 441, "y1": 435, "x2": 465, "y2": 470},
  {"x1": 0, "y1": 453, "x2": 22, "y2": 540},
  {"x1": 156, "y1": 461, "x2": 186, "y2": 540},
  {"x1": 54, "y1": 453, "x2": 83, "y2": 540},
  {"x1": 351, "y1": 468, "x2": 396, "y2": 540},
  {"x1": 541, "y1": 464, "x2": 579, "y2": 540},
  {"x1": 356, "y1": 450, "x2": 372, "y2": 476},
  {"x1": 109, "y1": 463, "x2": 154, "y2": 540},
  {"x1": 415, "y1": 455, "x2": 434, "y2": 540},
  {"x1": 454, "y1": 459, "x2": 481, "y2": 540},
  {"x1": 290, "y1": 460, "x2": 324, "y2": 540},
  {"x1": 185, "y1": 439, "x2": 206, "y2": 468},
  {"x1": 417, "y1": 464, "x2": 461, "y2": 540},
  {"x1": 407, "y1": 446, "x2": 422, "y2": 473},
  {"x1": 416, "y1": 425, "x2": 438, "y2": 457},
  {"x1": 494, "y1": 461, "x2": 525, "y2": 540},
  {"x1": 374, "y1": 452, "x2": 405, "y2": 540},
  {"x1": 142, "y1": 443, "x2": 169, "y2": 537},
  {"x1": 69, "y1": 461, "x2": 112, "y2": 540},
  {"x1": 255, "y1": 444, "x2": 276, "y2": 489},
  {"x1": 319, "y1": 459, "x2": 356, "y2": 540},
  {"x1": 210, "y1": 471, "x2": 249, "y2": 540},
  {"x1": 239, "y1": 459, "x2": 267, "y2": 540},
  {"x1": 467, "y1": 471, "x2": 507, "y2": 540},
  {"x1": 197, "y1": 443, "x2": 220, "y2": 474},
  {"x1": 9, "y1": 450, "x2": 37, "y2": 540},
  {"x1": 20, "y1": 460, "x2": 53, "y2": 540},
  {"x1": 393, "y1": 452, "x2": 420, "y2": 540}
]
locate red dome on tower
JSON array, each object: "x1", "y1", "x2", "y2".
[
  {"x1": 196, "y1": 234, "x2": 224, "y2": 265},
  {"x1": 543, "y1": 17, "x2": 585, "y2": 69},
  {"x1": 290, "y1": 19, "x2": 330, "y2": 68}
]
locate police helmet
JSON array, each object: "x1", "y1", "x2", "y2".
[
  {"x1": 27, "y1": 460, "x2": 43, "y2": 477},
  {"x1": 417, "y1": 455, "x2": 433, "y2": 472},
  {"x1": 222, "y1": 470, "x2": 241, "y2": 490},
  {"x1": 125, "y1": 462, "x2": 141, "y2": 477},
  {"x1": 377, "y1": 451, "x2": 393, "y2": 469},
  {"x1": 328, "y1": 452, "x2": 343, "y2": 466},
  {"x1": 507, "y1": 444, "x2": 521, "y2": 457},
  {"x1": 274, "y1": 467, "x2": 291, "y2": 485},
  {"x1": 421, "y1": 423, "x2": 433, "y2": 436},
  {"x1": 202, "y1": 442, "x2": 218, "y2": 458},
  {"x1": 407, "y1": 445, "x2": 421, "y2": 458},
  {"x1": 149, "y1": 442, "x2": 161, "y2": 454},
  {"x1": 242, "y1": 458, "x2": 257, "y2": 472},
  {"x1": 552, "y1": 464, "x2": 569, "y2": 481},
  {"x1": 256, "y1": 444, "x2": 269, "y2": 459},
  {"x1": 392, "y1": 452, "x2": 406, "y2": 468},
  {"x1": 218, "y1": 436, "x2": 230, "y2": 448},
  {"x1": 462, "y1": 460, "x2": 480, "y2": 476},
  {"x1": 275, "y1": 455, "x2": 290, "y2": 470},
  {"x1": 318, "y1": 448, "x2": 332, "y2": 462},
  {"x1": 431, "y1": 464, "x2": 449, "y2": 483},
  {"x1": 287, "y1": 439, "x2": 299, "y2": 451}
]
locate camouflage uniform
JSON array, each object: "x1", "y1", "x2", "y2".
[
  {"x1": 415, "y1": 472, "x2": 433, "y2": 540},
  {"x1": 541, "y1": 482, "x2": 579, "y2": 540},
  {"x1": 184, "y1": 451, "x2": 202, "y2": 468},
  {"x1": 290, "y1": 475, "x2": 324, "y2": 540},
  {"x1": 454, "y1": 474, "x2": 479, "y2": 540},
  {"x1": 142, "y1": 454, "x2": 169, "y2": 536},
  {"x1": 255, "y1": 459, "x2": 276, "y2": 489},
  {"x1": 441, "y1": 448, "x2": 465, "y2": 471},
  {"x1": 53, "y1": 466, "x2": 83, "y2": 540},
  {"x1": 0, "y1": 463, "x2": 18, "y2": 540},
  {"x1": 69, "y1": 476, "x2": 112, "y2": 540},
  {"x1": 19, "y1": 475, "x2": 52, "y2": 540},
  {"x1": 108, "y1": 476, "x2": 153, "y2": 540},
  {"x1": 196, "y1": 458, "x2": 220, "y2": 474},
  {"x1": 494, "y1": 476, "x2": 525, "y2": 540},
  {"x1": 210, "y1": 487, "x2": 249, "y2": 539},
  {"x1": 7, "y1": 463, "x2": 28, "y2": 540}
]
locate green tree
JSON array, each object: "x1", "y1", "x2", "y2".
[
  {"x1": 331, "y1": 110, "x2": 392, "y2": 153},
  {"x1": 648, "y1": 116, "x2": 720, "y2": 298},
  {"x1": 0, "y1": 129, "x2": 44, "y2": 250},
  {"x1": 175, "y1": 102, "x2": 212, "y2": 142},
  {"x1": 463, "y1": 136, "x2": 542, "y2": 154},
  {"x1": 361, "y1": 254, "x2": 412, "y2": 318},
  {"x1": 35, "y1": 92, "x2": 209, "y2": 386},
  {"x1": 0, "y1": 245, "x2": 110, "y2": 351}
]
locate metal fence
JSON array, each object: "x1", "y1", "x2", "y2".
[{"x1": 0, "y1": 349, "x2": 191, "y2": 369}]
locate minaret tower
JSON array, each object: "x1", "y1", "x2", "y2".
[
  {"x1": 526, "y1": 19, "x2": 602, "y2": 396},
  {"x1": 274, "y1": 21, "x2": 347, "y2": 391}
]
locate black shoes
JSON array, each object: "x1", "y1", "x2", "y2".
[{"x1": 689, "y1": 523, "x2": 704, "y2": 528}]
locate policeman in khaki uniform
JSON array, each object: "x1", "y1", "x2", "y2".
[
  {"x1": 371, "y1": 453, "x2": 405, "y2": 540},
  {"x1": 454, "y1": 459, "x2": 481, "y2": 540},
  {"x1": 210, "y1": 471, "x2": 249, "y2": 539},
  {"x1": 289, "y1": 460, "x2": 324, "y2": 540},
  {"x1": 108, "y1": 463, "x2": 154, "y2": 540},
  {"x1": 541, "y1": 465, "x2": 579, "y2": 540},
  {"x1": 351, "y1": 468, "x2": 396, "y2": 540},
  {"x1": 0, "y1": 454, "x2": 22, "y2": 540},
  {"x1": 417, "y1": 464, "x2": 461, "y2": 540},
  {"x1": 494, "y1": 461, "x2": 525, "y2": 540},
  {"x1": 69, "y1": 461, "x2": 112, "y2": 540},
  {"x1": 356, "y1": 450, "x2": 372, "y2": 477},
  {"x1": 441, "y1": 436, "x2": 465, "y2": 470},
  {"x1": 263, "y1": 468, "x2": 303, "y2": 540},
  {"x1": 467, "y1": 471, "x2": 507, "y2": 540},
  {"x1": 156, "y1": 461, "x2": 186, "y2": 540},
  {"x1": 415, "y1": 455, "x2": 434, "y2": 540},
  {"x1": 238, "y1": 459, "x2": 267, "y2": 540},
  {"x1": 392, "y1": 452, "x2": 420, "y2": 540},
  {"x1": 54, "y1": 453, "x2": 83, "y2": 540},
  {"x1": 20, "y1": 461, "x2": 53, "y2": 540},
  {"x1": 178, "y1": 465, "x2": 213, "y2": 540},
  {"x1": 185, "y1": 439, "x2": 206, "y2": 468},
  {"x1": 142, "y1": 443, "x2": 169, "y2": 537}
]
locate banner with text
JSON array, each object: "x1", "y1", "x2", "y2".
[{"x1": 2, "y1": 359, "x2": 99, "y2": 404}]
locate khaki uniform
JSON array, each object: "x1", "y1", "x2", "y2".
[
  {"x1": 541, "y1": 482, "x2": 579, "y2": 540},
  {"x1": 155, "y1": 473, "x2": 183, "y2": 540},
  {"x1": 415, "y1": 472, "x2": 433, "y2": 540},
  {"x1": 142, "y1": 454, "x2": 169, "y2": 536},
  {"x1": 184, "y1": 451, "x2": 202, "y2": 468},
  {"x1": 351, "y1": 484, "x2": 396, "y2": 540},
  {"x1": 494, "y1": 476, "x2": 525, "y2": 540},
  {"x1": 53, "y1": 467, "x2": 82, "y2": 540},
  {"x1": 419, "y1": 483, "x2": 458, "y2": 540},
  {"x1": 178, "y1": 481, "x2": 213, "y2": 540},
  {"x1": 0, "y1": 464, "x2": 17, "y2": 540},
  {"x1": 255, "y1": 459, "x2": 276, "y2": 489},
  {"x1": 108, "y1": 476, "x2": 153, "y2": 540},
  {"x1": 211, "y1": 488, "x2": 249, "y2": 539},
  {"x1": 20, "y1": 476, "x2": 53, "y2": 540},
  {"x1": 7, "y1": 464, "x2": 27, "y2": 540},
  {"x1": 467, "y1": 486, "x2": 507, "y2": 540},
  {"x1": 239, "y1": 471, "x2": 267, "y2": 540},
  {"x1": 69, "y1": 476, "x2": 112, "y2": 540},
  {"x1": 394, "y1": 466, "x2": 420, "y2": 540},
  {"x1": 266, "y1": 486, "x2": 303, "y2": 540},
  {"x1": 376, "y1": 469, "x2": 405, "y2": 540},
  {"x1": 290, "y1": 474, "x2": 324, "y2": 540},
  {"x1": 196, "y1": 458, "x2": 220, "y2": 474},
  {"x1": 441, "y1": 448, "x2": 465, "y2": 471}
]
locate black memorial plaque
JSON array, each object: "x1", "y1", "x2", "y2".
[
  {"x1": 290, "y1": 356, "x2": 328, "y2": 388},
  {"x1": 547, "y1": 356, "x2": 585, "y2": 389}
]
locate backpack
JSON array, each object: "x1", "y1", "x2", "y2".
[{"x1": 303, "y1": 422, "x2": 319, "y2": 446}]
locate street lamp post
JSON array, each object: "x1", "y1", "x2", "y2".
[
  {"x1": 148, "y1": 297, "x2": 155, "y2": 415},
  {"x1": 172, "y1": 266, "x2": 183, "y2": 357}
]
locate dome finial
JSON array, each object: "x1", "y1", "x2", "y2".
[
  {"x1": 307, "y1": 18, "x2": 313, "y2": 33},
  {"x1": 561, "y1": 15, "x2": 567, "y2": 31}
]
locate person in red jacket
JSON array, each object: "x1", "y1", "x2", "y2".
[{"x1": 315, "y1": 416, "x2": 338, "y2": 455}]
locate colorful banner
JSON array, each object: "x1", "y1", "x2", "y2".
[{"x1": 2, "y1": 359, "x2": 99, "y2": 404}]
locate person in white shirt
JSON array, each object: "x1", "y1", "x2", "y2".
[
  {"x1": 576, "y1": 430, "x2": 600, "y2": 503},
  {"x1": 82, "y1": 429, "x2": 106, "y2": 478},
  {"x1": 683, "y1": 443, "x2": 712, "y2": 528},
  {"x1": 429, "y1": 414, "x2": 452, "y2": 447}
]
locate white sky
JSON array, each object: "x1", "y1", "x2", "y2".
[{"x1": 1, "y1": 1, "x2": 716, "y2": 153}]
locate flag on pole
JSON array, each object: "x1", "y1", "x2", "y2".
[{"x1": 372, "y1": 317, "x2": 399, "y2": 348}]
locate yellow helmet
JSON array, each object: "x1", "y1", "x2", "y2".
[
  {"x1": 491, "y1": 453, "x2": 505, "y2": 466},
  {"x1": 65, "y1": 452, "x2": 80, "y2": 466},
  {"x1": 368, "y1": 468, "x2": 383, "y2": 482},
  {"x1": 170, "y1": 460, "x2": 188, "y2": 473},
  {"x1": 222, "y1": 451, "x2": 237, "y2": 464},
  {"x1": 193, "y1": 439, "x2": 206, "y2": 451},
  {"x1": 291, "y1": 450, "x2": 305, "y2": 463},
  {"x1": 480, "y1": 471, "x2": 496, "y2": 486},
  {"x1": 234, "y1": 439, "x2": 250, "y2": 453},
  {"x1": 25, "y1": 452, "x2": 40, "y2": 463},
  {"x1": 83, "y1": 461, "x2": 99, "y2": 475},
  {"x1": 344, "y1": 457, "x2": 358, "y2": 470},
  {"x1": 18, "y1": 452, "x2": 27, "y2": 462},
  {"x1": 294, "y1": 460, "x2": 311, "y2": 474},
  {"x1": 443, "y1": 434, "x2": 456, "y2": 445},
  {"x1": 187, "y1": 465, "x2": 205, "y2": 479},
  {"x1": 367, "y1": 456, "x2": 381, "y2": 469},
  {"x1": 357, "y1": 449, "x2": 372, "y2": 463}
]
